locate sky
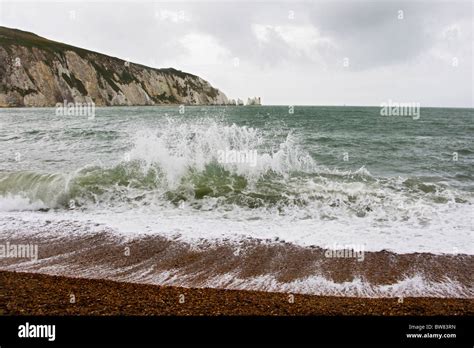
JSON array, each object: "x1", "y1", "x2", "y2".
[{"x1": 0, "y1": 0, "x2": 472, "y2": 107}]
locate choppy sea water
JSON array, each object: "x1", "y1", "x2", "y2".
[{"x1": 0, "y1": 106, "x2": 473, "y2": 297}]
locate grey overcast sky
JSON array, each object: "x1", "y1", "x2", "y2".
[{"x1": 0, "y1": 0, "x2": 472, "y2": 107}]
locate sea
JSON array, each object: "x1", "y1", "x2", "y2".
[{"x1": 0, "y1": 105, "x2": 472, "y2": 297}]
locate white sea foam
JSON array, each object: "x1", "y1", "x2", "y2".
[
  {"x1": 0, "y1": 206, "x2": 472, "y2": 255},
  {"x1": 125, "y1": 117, "x2": 316, "y2": 185},
  {"x1": 0, "y1": 194, "x2": 47, "y2": 212},
  {"x1": 4, "y1": 256, "x2": 470, "y2": 298},
  {"x1": 209, "y1": 273, "x2": 473, "y2": 298},
  {"x1": 0, "y1": 117, "x2": 472, "y2": 256}
]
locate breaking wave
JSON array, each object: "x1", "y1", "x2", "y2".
[{"x1": 0, "y1": 118, "x2": 471, "y2": 225}]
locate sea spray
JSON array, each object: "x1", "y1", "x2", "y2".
[{"x1": 0, "y1": 107, "x2": 472, "y2": 256}]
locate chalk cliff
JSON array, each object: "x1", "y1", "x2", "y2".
[{"x1": 0, "y1": 27, "x2": 229, "y2": 107}]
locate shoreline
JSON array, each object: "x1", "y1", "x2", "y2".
[
  {"x1": 1, "y1": 271, "x2": 472, "y2": 316},
  {"x1": 1, "y1": 227, "x2": 473, "y2": 298}
]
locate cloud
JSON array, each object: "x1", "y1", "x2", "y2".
[
  {"x1": 306, "y1": 1, "x2": 473, "y2": 70},
  {"x1": 154, "y1": 9, "x2": 191, "y2": 23},
  {"x1": 0, "y1": 0, "x2": 471, "y2": 106},
  {"x1": 174, "y1": 33, "x2": 232, "y2": 66}
]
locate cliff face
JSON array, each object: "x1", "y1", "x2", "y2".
[{"x1": 0, "y1": 27, "x2": 228, "y2": 107}]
